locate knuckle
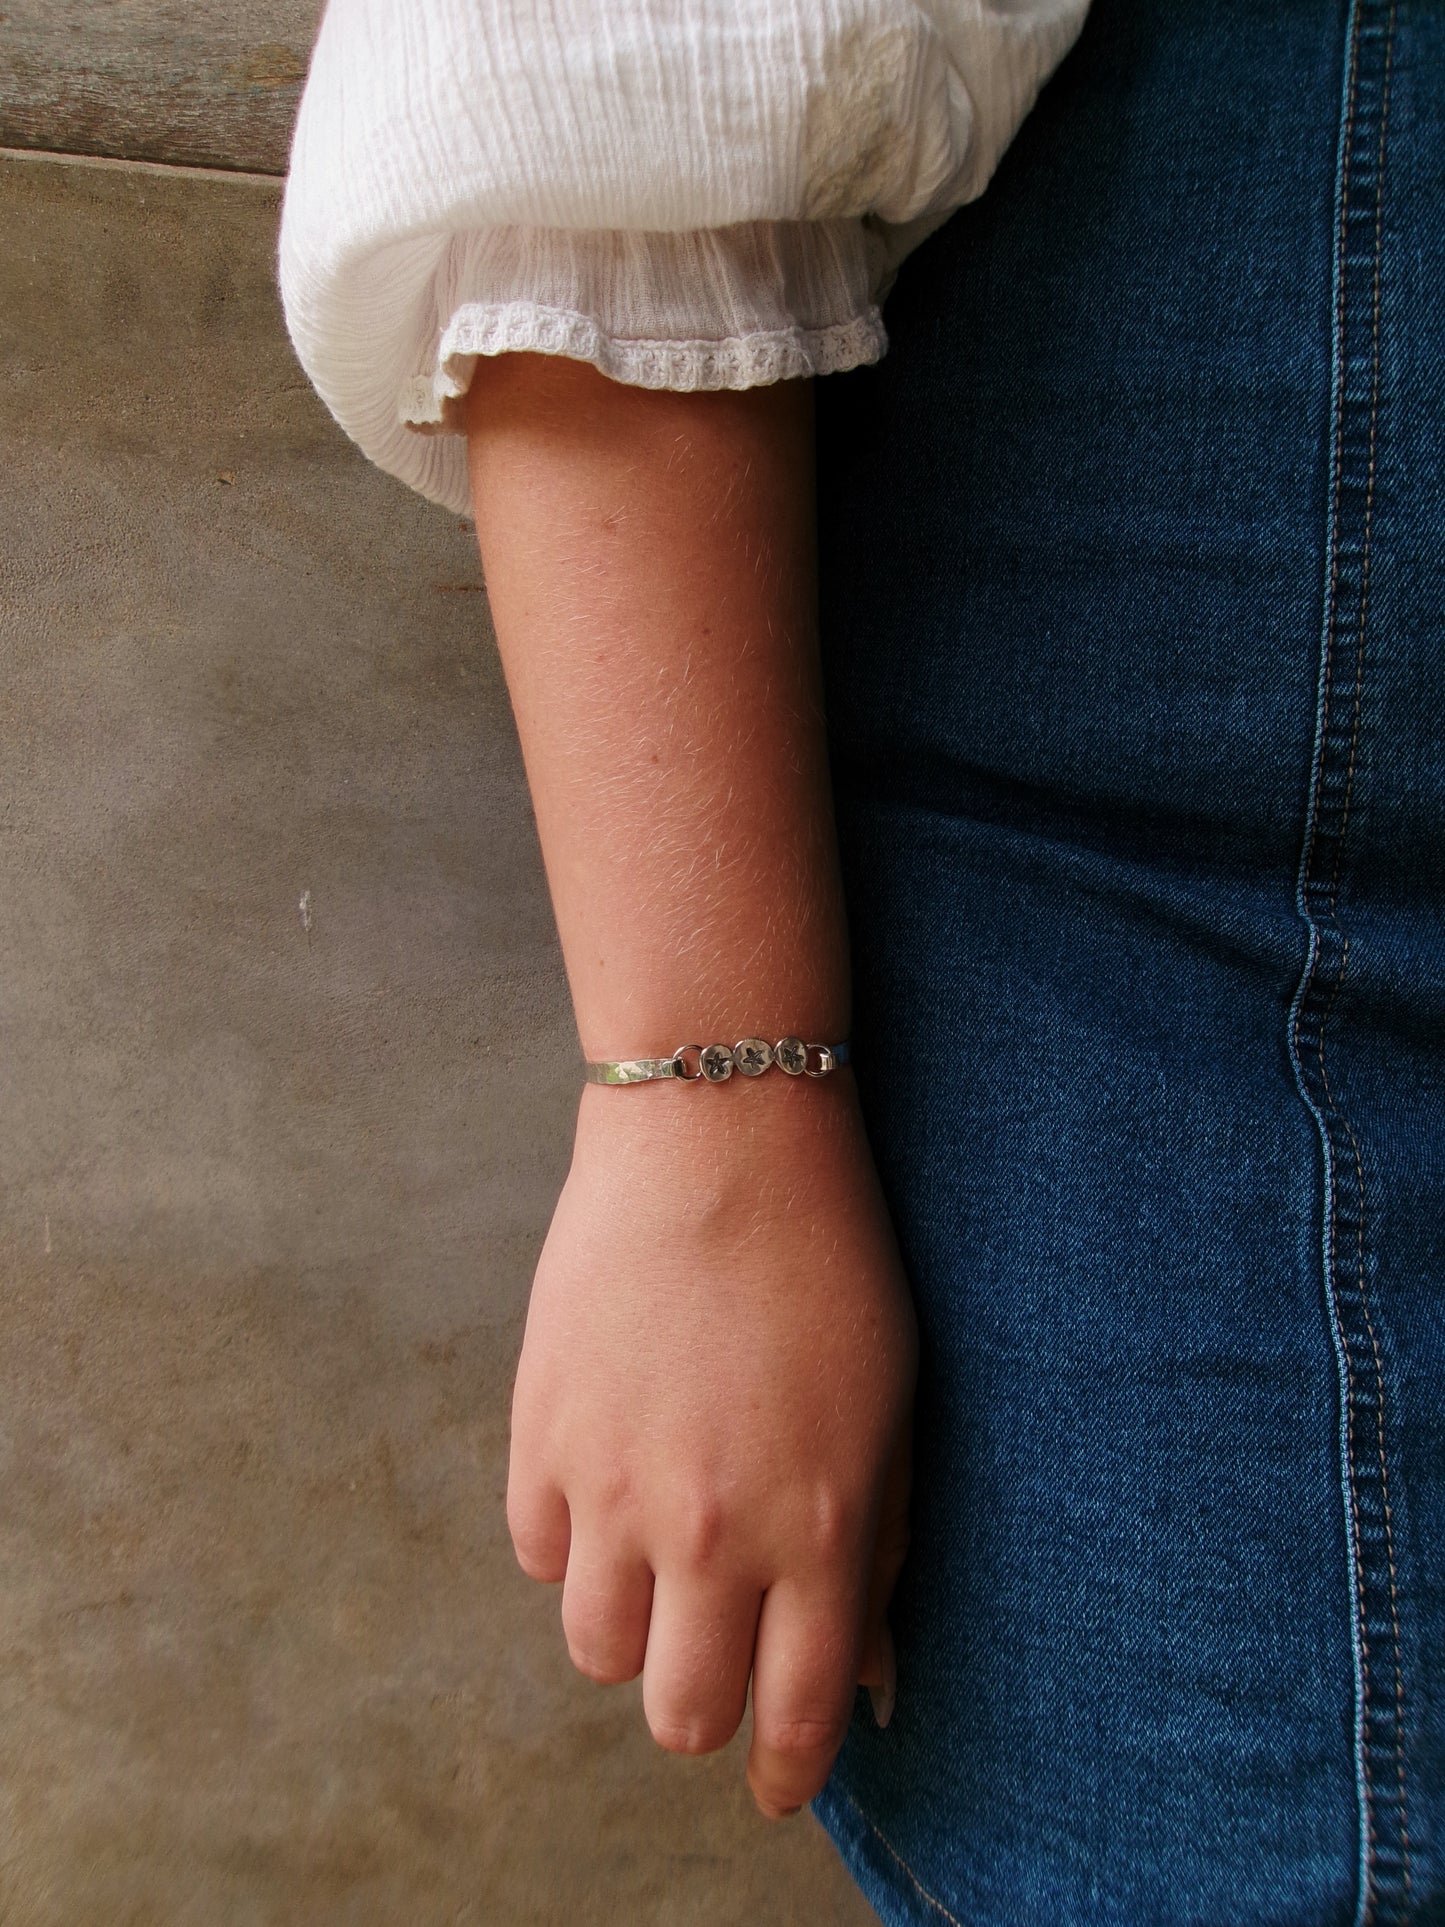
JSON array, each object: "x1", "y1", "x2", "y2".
[
  {"x1": 589, "y1": 1463, "x2": 637, "y2": 1517},
  {"x1": 561, "y1": 1599, "x2": 639, "y2": 1685},
  {"x1": 758, "y1": 1712, "x2": 845, "y2": 1760},
  {"x1": 648, "y1": 1713, "x2": 735, "y2": 1757},
  {"x1": 673, "y1": 1489, "x2": 729, "y2": 1572},
  {"x1": 806, "y1": 1485, "x2": 863, "y2": 1563},
  {"x1": 510, "y1": 1531, "x2": 563, "y2": 1583},
  {"x1": 506, "y1": 1489, "x2": 551, "y2": 1545},
  {"x1": 567, "y1": 1641, "x2": 636, "y2": 1686}
]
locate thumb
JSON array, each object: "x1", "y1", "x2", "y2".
[{"x1": 857, "y1": 1409, "x2": 913, "y2": 1726}]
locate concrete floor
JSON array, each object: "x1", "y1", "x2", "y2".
[{"x1": 0, "y1": 150, "x2": 879, "y2": 1926}]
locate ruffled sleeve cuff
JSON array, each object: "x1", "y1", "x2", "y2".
[
  {"x1": 284, "y1": 215, "x2": 890, "y2": 515},
  {"x1": 405, "y1": 214, "x2": 889, "y2": 418}
]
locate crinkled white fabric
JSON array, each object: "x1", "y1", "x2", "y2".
[
  {"x1": 399, "y1": 220, "x2": 894, "y2": 436},
  {"x1": 279, "y1": 0, "x2": 1090, "y2": 512}
]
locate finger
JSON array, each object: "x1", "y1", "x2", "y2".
[
  {"x1": 747, "y1": 1577, "x2": 864, "y2": 1818},
  {"x1": 641, "y1": 1573, "x2": 762, "y2": 1757},
  {"x1": 506, "y1": 1449, "x2": 571, "y2": 1583},
  {"x1": 857, "y1": 1417, "x2": 913, "y2": 1690},
  {"x1": 561, "y1": 1534, "x2": 654, "y2": 1684}
]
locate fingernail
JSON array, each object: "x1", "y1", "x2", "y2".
[{"x1": 869, "y1": 1623, "x2": 896, "y2": 1730}]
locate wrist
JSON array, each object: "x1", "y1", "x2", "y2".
[{"x1": 574, "y1": 1051, "x2": 865, "y2": 1162}]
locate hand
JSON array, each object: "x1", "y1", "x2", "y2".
[{"x1": 506, "y1": 1068, "x2": 917, "y2": 1818}]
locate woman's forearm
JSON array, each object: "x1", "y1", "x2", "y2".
[
  {"x1": 463, "y1": 353, "x2": 914, "y2": 1820},
  {"x1": 462, "y1": 353, "x2": 849, "y2": 1065}
]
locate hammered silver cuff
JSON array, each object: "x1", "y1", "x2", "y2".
[{"x1": 583, "y1": 1036, "x2": 851, "y2": 1085}]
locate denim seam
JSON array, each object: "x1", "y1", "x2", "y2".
[
  {"x1": 1347, "y1": 4, "x2": 1409, "y2": 1913},
  {"x1": 1320, "y1": 936, "x2": 1412, "y2": 1909},
  {"x1": 1285, "y1": 1, "x2": 1408, "y2": 1920},
  {"x1": 1327, "y1": 6, "x2": 1393, "y2": 914},
  {"x1": 837, "y1": 1788, "x2": 970, "y2": 1927}
]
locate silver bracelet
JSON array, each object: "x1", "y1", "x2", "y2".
[{"x1": 584, "y1": 1036, "x2": 851, "y2": 1085}]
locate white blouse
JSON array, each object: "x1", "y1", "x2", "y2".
[{"x1": 279, "y1": 0, "x2": 1090, "y2": 514}]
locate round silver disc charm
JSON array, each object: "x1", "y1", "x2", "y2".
[
  {"x1": 733, "y1": 1037, "x2": 774, "y2": 1076},
  {"x1": 774, "y1": 1036, "x2": 808, "y2": 1076},
  {"x1": 699, "y1": 1043, "x2": 735, "y2": 1082}
]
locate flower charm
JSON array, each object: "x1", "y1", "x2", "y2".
[
  {"x1": 699, "y1": 1043, "x2": 735, "y2": 1082},
  {"x1": 733, "y1": 1038, "x2": 774, "y2": 1076},
  {"x1": 774, "y1": 1036, "x2": 808, "y2": 1076}
]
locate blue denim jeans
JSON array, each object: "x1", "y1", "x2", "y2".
[{"x1": 811, "y1": 1, "x2": 1444, "y2": 1921}]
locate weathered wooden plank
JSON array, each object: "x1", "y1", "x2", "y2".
[{"x1": 0, "y1": 1, "x2": 323, "y2": 175}]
